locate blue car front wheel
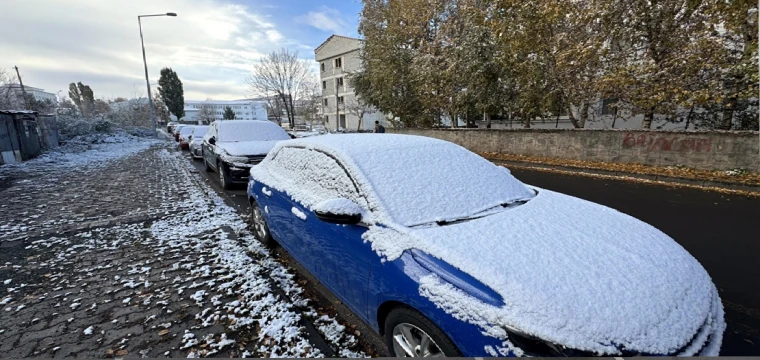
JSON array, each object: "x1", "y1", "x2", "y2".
[
  {"x1": 249, "y1": 199, "x2": 275, "y2": 248},
  {"x1": 384, "y1": 307, "x2": 461, "y2": 357}
]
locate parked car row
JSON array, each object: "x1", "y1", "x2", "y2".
[{"x1": 174, "y1": 121, "x2": 725, "y2": 357}]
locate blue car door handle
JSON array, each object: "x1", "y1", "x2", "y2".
[{"x1": 291, "y1": 207, "x2": 307, "y2": 221}]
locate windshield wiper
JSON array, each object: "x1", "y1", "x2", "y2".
[{"x1": 431, "y1": 200, "x2": 530, "y2": 227}]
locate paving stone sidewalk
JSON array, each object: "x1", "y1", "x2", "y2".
[
  {"x1": 0, "y1": 139, "x2": 175, "y2": 242},
  {"x1": 0, "y1": 141, "x2": 362, "y2": 358}
]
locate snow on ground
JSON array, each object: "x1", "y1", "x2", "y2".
[
  {"x1": 149, "y1": 148, "x2": 365, "y2": 357},
  {"x1": 0, "y1": 141, "x2": 365, "y2": 357},
  {"x1": 0, "y1": 132, "x2": 161, "y2": 173}
]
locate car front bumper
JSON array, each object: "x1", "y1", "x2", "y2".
[{"x1": 226, "y1": 163, "x2": 254, "y2": 183}]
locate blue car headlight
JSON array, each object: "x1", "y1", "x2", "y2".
[
  {"x1": 503, "y1": 326, "x2": 597, "y2": 357},
  {"x1": 410, "y1": 249, "x2": 504, "y2": 307}
]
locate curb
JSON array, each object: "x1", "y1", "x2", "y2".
[{"x1": 491, "y1": 159, "x2": 760, "y2": 195}]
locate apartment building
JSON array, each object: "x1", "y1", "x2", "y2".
[
  {"x1": 1, "y1": 84, "x2": 57, "y2": 105},
  {"x1": 315, "y1": 35, "x2": 385, "y2": 131},
  {"x1": 172, "y1": 100, "x2": 267, "y2": 124}
]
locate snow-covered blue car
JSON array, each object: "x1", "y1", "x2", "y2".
[{"x1": 247, "y1": 134, "x2": 724, "y2": 357}]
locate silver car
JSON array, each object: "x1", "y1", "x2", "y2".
[{"x1": 188, "y1": 125, "x2": 209, "y2": 160}]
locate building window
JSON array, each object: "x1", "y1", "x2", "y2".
[
  {"x1": 337, "y1": 77, "x2": 344, "y2": 87},
  {"x1": 338, "y1": 96, "x2": 344, "y2": 105},
  {"x1": 321, "y1": 62, "x2": 325, "y2": 71},
  {"x1": 323, "y1": 98, "x2": 328, "y2": 106},
  {"x1": 334, "y1": 58, "x2": 342, "y2": 68},
  {"x1": 322, "y1": 81, "x2": 327, "y2": 89},
  {"x1": 324, "y1": 115, "x2": 329, "y2": 123}
]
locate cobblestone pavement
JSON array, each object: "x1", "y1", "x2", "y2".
[{"x1": 0, "y1": 138, "x2": 363, "y2": 358}]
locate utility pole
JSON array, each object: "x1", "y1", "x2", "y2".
[
  {"x1": 13, "y1": 66, "x2": 29, "y2": 110},
  {"x1": 137, "y1": 12, "x2": 177, "y2": 137}
]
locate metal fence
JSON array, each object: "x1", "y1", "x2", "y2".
[{"x1": 0, "y1": 111, "x2": 59, "y2": 165}]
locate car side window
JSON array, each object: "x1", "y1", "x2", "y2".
[{"x1": 269, "y1": 147, "x2": 367, "y2": 208}]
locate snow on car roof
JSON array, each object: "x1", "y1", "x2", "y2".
[
  {"x1": 216, "y1": 120, "x2": 290, "y2": 142},
  {"x1": 264, "y1": 134, "x2": 535, "y2": 227},
  {"x1": 191, "y1": 125, "x2": 209, "y2": 136}
]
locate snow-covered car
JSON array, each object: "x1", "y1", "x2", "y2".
[
  {"x1": 173, "y1": 125, "x2": 186, "y2": 142},
  {"x1": 202, "y1": 120, "x2": 291, "y2": 190},
  {"x1": 188, "y1": 125, "x2": 209, "y2": 160},
  {"x1": 177, "y1": 126, "x2": 195, "y2": 150},
  {"x1": 167, "y1": 121, "x2": 178, "y2": 133},
  {"x1": 247, "y1": 134, "x2": 725, "y2": 357}
]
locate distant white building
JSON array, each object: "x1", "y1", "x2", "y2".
[
  {"x1": 315, "y1": 35, "x2": 386, "y2": 131},
  {"x1": 1, "y1": 84, "x2": 57, "y2": 104},
  {"x1": 172, "y1": 99, "x2": 268, "y2": 124}
]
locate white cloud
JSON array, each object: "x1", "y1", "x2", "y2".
[
  {"x1": 266, "y1": 30, "x2": 284, "y2": 43},
  {"x1": 0, "y1": 0, "x2": 304, "y2": 101},
  {"x1": 296, "y1": 6, "x2": 349, "y2": 34}
]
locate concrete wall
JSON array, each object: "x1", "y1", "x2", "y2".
[{"x1": 389, "y1": 128, "x2": 760, "y2": 172}]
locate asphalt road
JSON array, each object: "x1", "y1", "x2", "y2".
[{"x1": 186, "y1": 149, "x2": 759, "y2": 356}]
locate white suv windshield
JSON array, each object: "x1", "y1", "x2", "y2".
[{"x1": 218, "y1": 121, "x2": 290, "y2": 142}]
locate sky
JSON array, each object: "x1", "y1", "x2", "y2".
[{"x1": 0, "y1": 0, "x2": 361, "y2": 101}]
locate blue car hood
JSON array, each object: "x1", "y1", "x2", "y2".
[{"x1": 380, "y1": 188, "x2": 722, "y2": 355}]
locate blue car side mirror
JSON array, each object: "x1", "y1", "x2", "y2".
[{"x1": 313, "y1": 198, "x2": 363, "y2": 224}]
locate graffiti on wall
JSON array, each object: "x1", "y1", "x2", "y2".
[{"x1": 622, "y1": 133, "x2": 712, "y2": 153}]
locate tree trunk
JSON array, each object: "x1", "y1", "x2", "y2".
[
  {"x1": 451, "y1": 112, "x2": 458, "y2": 128},
  {"x1": 611, "y1": 107, "x2": 618, "y2": 128},
  {"x1": 288, "y1": 94, "x2": 296, "y2": 129},
  {"x1": 555, "y1": 111, "x2": 560, "y2": 128},
  {"x1": 523, "y1": 112, "x2": 531, "y2": 129},
  {"x1": 567, "y1": 104, "x2": 581, "y2": 128},
  {"x1": 578, "y1": 101, "x2": 589, "y2": 128},
  {"x1": 642, "y1": 107, "x2": 654, "y2": 129},
  {"x1": 720, "y1": 98, "x2": 736, "y2": 130},
  {"x1": 486, "y1": 113, "x2": 491, "y2": 129},
  {"x1": 684, "y1": 105, "x2": 694, "y2": 130}
]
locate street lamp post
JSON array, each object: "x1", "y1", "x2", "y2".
[{"x1": 138, "y1": 12, "x2": 176, "y2": 136}]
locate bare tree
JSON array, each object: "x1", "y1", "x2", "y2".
[
  {"x1": 197, "y1": 99, "x2": 216, "y2": 124},
  {"x1": 299, "y1": 77, "x2": 323, "y2": 130},
  {"x1": 344, "y1": 96, "x2": 375, "y2": 131},
  {"x1": 263, "y1": 91, "x2": 284, "y2": 125},
  {"x1": 247, "y1": 48, "x2": 310, "y2": 129},
  {"x1": 0, "y1": 68, "x2": 21, "y2": 109}
]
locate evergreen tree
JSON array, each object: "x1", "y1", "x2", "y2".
[
  {"x1": 223, "y1": 106, "x2": 235, "y2": 120},
  {"x1": 68, "y1": 82, "x2": 94, "y2": 116},
  {"x1": 158, "y1": 68, "x2": 185, "y2": 121}
]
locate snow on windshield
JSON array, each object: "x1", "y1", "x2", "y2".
[
  {"x1": 192, "y1": 126, "x2": 209, "y2": 137},
  {"x1": 218, "y1": 121, "x2": 290, "y2": 142},
  {"x1": 348, "y1": 138, "x2": 534, "y2": 227},
  {"x1": 179, "y1": 126, "x2": 195, "y2": 136},
  {"x1": 256, "y1": 134, "x2": 535, "y2": 227}
]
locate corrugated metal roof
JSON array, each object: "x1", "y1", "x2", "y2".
[{"x1": 0, "y1": 110, "x2": 38, "y2": 115}]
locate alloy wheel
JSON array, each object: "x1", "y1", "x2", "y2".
[
  {"x1": 251, "y1": 205, "x2": 267, "y2": 239},
  {"x1": 392, "y1": 323, "x2": 445, "y2": 357},
  {"x1": 218, "y1": 164, "x2": 225, "y2": 187}
]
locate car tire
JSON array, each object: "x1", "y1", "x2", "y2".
[
  {"x1": 384, "y1": 307, "x2": 462, "y2": 357},
  {"x1": 218, "y1": 161, "x2": 233, "y2": 190},
  {"x1": 249, "y1": 199, "x2": 275, "y2": 248}
]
